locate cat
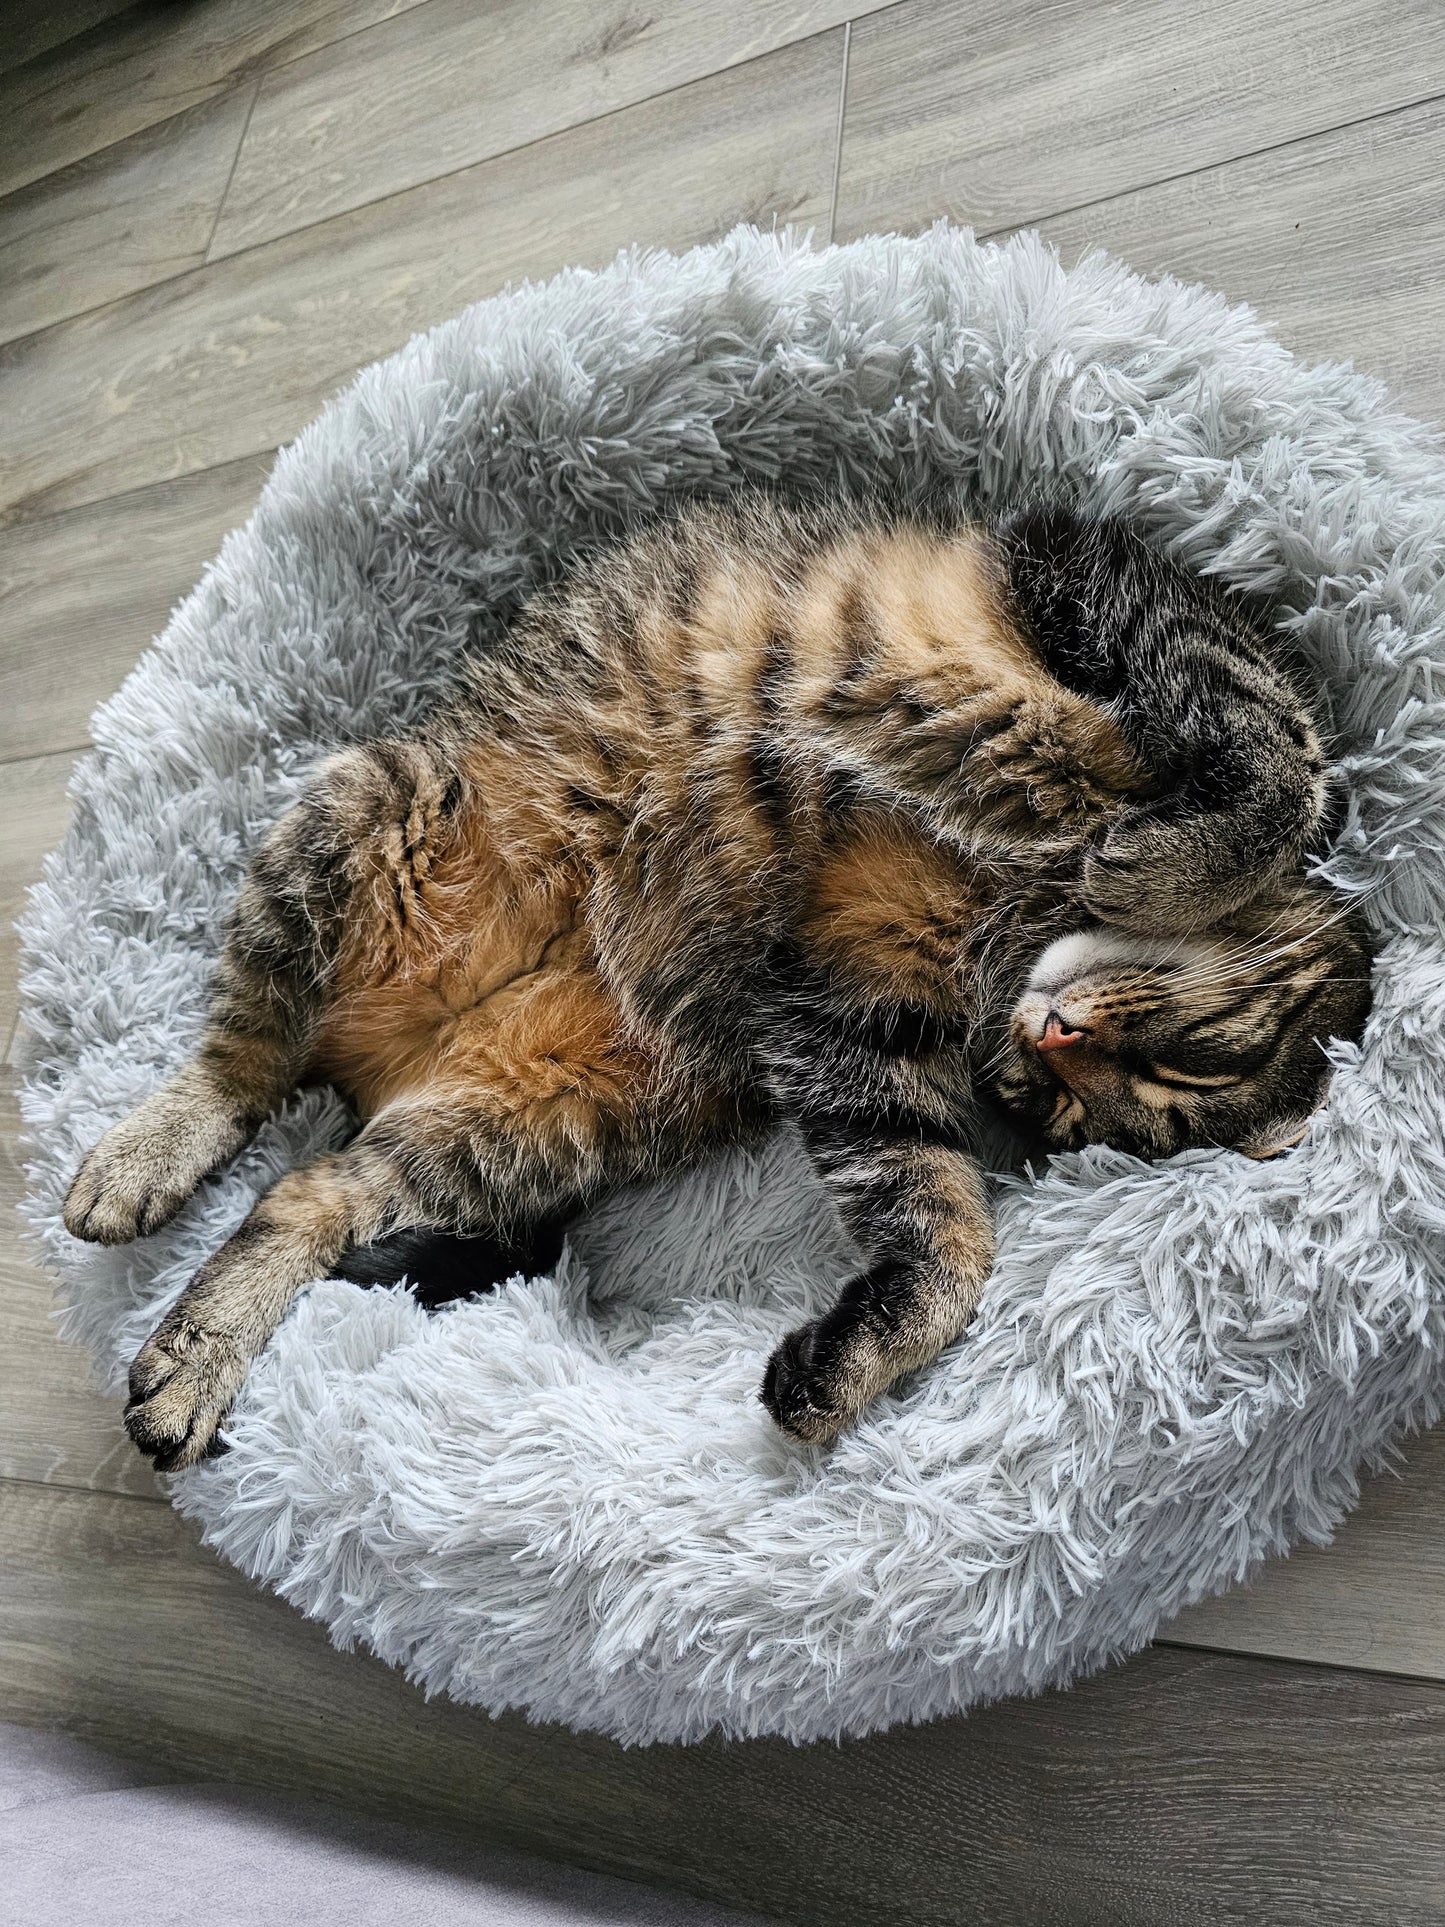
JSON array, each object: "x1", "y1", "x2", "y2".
[{"x1": 63, "y1": 497, "x2": 1374, "y2": 1469}]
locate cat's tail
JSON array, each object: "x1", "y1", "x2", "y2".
[
  {"x1": 329, "y1": 1218, "x2": 570, "y2": 1309},
  {"x1": 995, "y1": 502, "x2": 1330, "y2": 931}
]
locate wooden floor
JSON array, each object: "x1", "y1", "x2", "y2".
[{"x1": 3, "y1": 2, "x2": 1444, "y2": 1920}]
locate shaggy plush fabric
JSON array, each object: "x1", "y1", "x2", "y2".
[{"x1": 17, "y1": 226, "x2": 1445, "y2": 1746}]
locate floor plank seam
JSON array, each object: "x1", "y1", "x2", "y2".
[
  {"x1": 0, "y1": 22, "x2": 850, "y2": 370},
  {"x1": 0, "y1": 741, "x2": 89, "y2": 770},
  {"x1": 0, "y1": 0, "x2": 449, "y2": 194},
  {"x1": 202, "y1": 77, "x2": 263, "y2": 266},
  {"x1": 827, "y1": 20, "x2": 852, "y2": 244},
  {"x1": 0, "y1": 1469, "x2": 164, "y2": 1508},
  {"x1": 967, "y1": 84, "x2": 1445, "y2": 251},
  {"x1": 1154, "y1": 1634, "x2": 1445, "y2": 1693},
  {"x1": 0, "y1": 448, "x2": 276, "y2": 546}
]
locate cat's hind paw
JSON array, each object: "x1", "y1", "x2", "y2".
[
  {"x1": 124, "y1": 1313, "x2": 246, "y2": 1471},
  {"x1": 63, "y1": 1083, "x2": 248, "y2": 1245},
  {"x1": 65, "y1": 1121, "x2": 198, "y2": 1245}
]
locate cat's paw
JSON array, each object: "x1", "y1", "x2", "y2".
[
  {"x1": 761, "y1": 1319, "x2": 861, "y2": 1446},
  {"x1": 64, "y1": 1119, "x2": 197, "y2": 1245},
  {"x1": 1083, "y1": 807, "x2": 1200, "y2": 930},
  {"x1": 124, "y1": 1312, "x2": 247, "y2": 1471},
  {"x1": 1082, "y1": 840, "x2": 1169, "y2": 930},
  {"x1": 969, "y1": 701, "x2": 1142, "y2": 831},
  {"x1": 63, "y1": 1088, "x2": 245, "y2": 1245},
  {"x1": 1084, "y1": 807, "x2": 1266, "y2": 932}
]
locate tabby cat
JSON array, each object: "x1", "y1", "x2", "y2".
[{"x1": 64, "y1": 498, "x2": 1373, "y2": 1469}]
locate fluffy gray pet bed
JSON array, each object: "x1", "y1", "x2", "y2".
[{"x1": 18, "y1": 226, "x2": 1445, "y2": 1745}]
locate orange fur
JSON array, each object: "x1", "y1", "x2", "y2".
[{"x1": 799, "y1": 817, "x2": 982, "y2": 1005}]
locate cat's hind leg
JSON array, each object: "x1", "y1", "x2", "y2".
[
  {"x1": 123, "y1": 955, "x2": 691, "y2": 1469},
  {"x1": 63, "y1": 739, "x2": 460, "y2": 1246},
  {"x1": 123, "y1": 1122, "x2": 442, "y2": 1469}
]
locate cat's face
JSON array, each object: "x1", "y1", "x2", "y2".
[{"x1": 991, "y1": 881, "x2": 1374, "y2": 1160}]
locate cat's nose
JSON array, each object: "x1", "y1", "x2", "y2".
[{"x1": 1036, "y1": 1012, "x2": 1086, "y2": 1053}]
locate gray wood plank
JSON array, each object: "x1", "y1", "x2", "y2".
[
  {"x1": 1031, "y1": 97, "x2": 1445, "y2": 426},
  {"x1": 1165, "y1": 1421, "x2": 1445, "y2": 1678},
  {"x1": 0, "y1": 0, "x2": 138, "y2": 76},
  {"x1": 210, "y1": 0, "x2": 871, "y2": 257},
  {"x1": 0, "y1": 1093, "x2": 162, "y2": 1503},
  {"x1": 0, "y1": 31, "x2": 842, "y2": 527},
  {"x1": 835, "y1": 0, "x2": 1445, "y2": 240},
  {"x1": 2, "y1": 1480, "x2": 1443, "y2": 1925},
  {"x1": 0, "y1": 86, "x2": 257, "y2": 347},
  {"x1": 0, "y1": 0, "x2": 431, "y2": 200},
  {"x1": 0, "y1": 453, "x2": 273, "y2": 763},
  {"x1": 0, "y1": 753, "x2": 164, "y2": 1498}
]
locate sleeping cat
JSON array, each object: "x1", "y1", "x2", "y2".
[{"x1": 63, "y1": 498, "x2": 1373, "y2": 1469}]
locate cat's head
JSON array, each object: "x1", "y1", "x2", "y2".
[{"x1": 990, "y1": 879, "x2": 1374, "y2": 1160}]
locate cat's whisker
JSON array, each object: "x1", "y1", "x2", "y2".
[{"x1": 1163, "y1": 898, "x2": 1374, "y2": 992}]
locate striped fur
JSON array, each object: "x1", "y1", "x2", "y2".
[{"x1": 62, "y1": 497, "x2": 1372, "y2": 1466}]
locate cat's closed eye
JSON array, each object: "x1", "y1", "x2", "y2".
[{"x1": 1147, "y1": 1064, "x2": 1243, "y2": 1090}]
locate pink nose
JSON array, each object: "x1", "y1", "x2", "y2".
[{"x1": 1036, "y1": 1013, "x2": 1086, "y2": 1053}]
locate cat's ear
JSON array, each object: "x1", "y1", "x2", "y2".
[{"x1": 1238, "y1": 1113, "x2": 1318, "y2": 1161}]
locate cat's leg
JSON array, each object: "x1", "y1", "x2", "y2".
[
  {"x1": 123, "y1": 960, "x2": 682, "y2": 1469},
  {"x1": 123, "y1": 1100, "x2": 611, "y2": 1471},
  {"x1": 123, "y1": 1124, "x2": 435, "y2": 1469},
  {"x1": 64, "y1": 739, "x2": 459, "y2": 1246},
  {"x1": 761, "y1": 1131, "x2": 993, "y2": 1446},
  {"x1": 757, "y1": 954, "x2": 994, "y2": 1445},
  {"x1": 996, "y1": 504, "x2": 1329, "y2": 929},
  {"x1": 957, "y1": 685, "x2": 1151, "y2": 837}
]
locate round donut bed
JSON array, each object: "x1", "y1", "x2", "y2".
[{"x1": 18, "y1": 226, "x2": 1445, "y2": 1747}]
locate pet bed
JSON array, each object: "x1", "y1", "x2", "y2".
[{"x1": 18, "y1": 225, "x2": 1445, "y2": 1745}]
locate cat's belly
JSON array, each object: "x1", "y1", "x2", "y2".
[{"x1": 304, "y1": 781, "x2": 733, "y2": 1166}]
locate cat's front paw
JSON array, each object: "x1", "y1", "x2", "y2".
[
  {"x1": 124, "y1": 1312, "x2": 247, "y2": 1471},
  {"x1": 761, "y1": 1319, "x2": 862, "y2": 1446},
  {"x1": 1082, "y1": 843, "x2": 1167, "y2": 931},
  {"x1": 1085, "y1": 806, "x2": 1270, "y2": 932},
  {"x1": 977, "y1": 730, "x2": 1120, "y2": 826},
  {"x1": 964, "y1": 695, "x2": 1146, "y2": 836},
  {"x1": 1083, "y1": 809, "x2": 1195, "y2": 930},
  {"x1": 63, "y1": 1086, "x2": 246, "y2": 1245}
]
